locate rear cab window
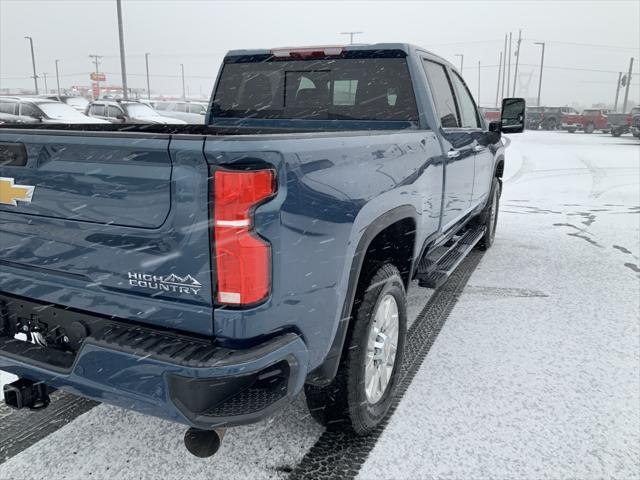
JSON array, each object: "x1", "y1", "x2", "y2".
[{"x1": 212, "y1": 52, "x2": 419, "y2": 125}]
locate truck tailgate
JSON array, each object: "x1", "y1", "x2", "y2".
[{"x1": 0, "y1": 131, "x2": 214, "y2": 336}]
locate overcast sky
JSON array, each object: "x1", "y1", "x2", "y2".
[{"x1": 1, "y1": 0, "x2": 639, "y2": 107}]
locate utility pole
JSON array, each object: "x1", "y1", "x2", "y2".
[
  {"x1": 534, "y1": 41, "x2": 545, "y2": 106},
  {"x1": 116, "y1": 0, "x2": 129, "y2": 99},
  {"x1": 507, "y1": 32, "x2": 512, "y2": 96},
  {"x1": 340, "y1": 31, "x2": 363, "y2": 44},
  {"x1": 622, "y1": 57, "x2": 634, "y2": 113},
  {"x1": 512, "y1": 29, "x2": 522, "y2": 96},
  {"x1": 180, "y1": 63, "x2": 186, "y2": 100},
  {"x1": 24, "y1": 36, "x2": 39, "y2": 94},
  {"x1": 477, "y1": 60, "x2": 481, "y2": 104},
  {"x1": 455, "y1": 54, "x2": 464, "y2": 73},
  {"x1": 501, "y1": 34, "x2": 507, "y2": 99},
  {"x1": 495, "y1": 51, "x2": 503, "y2": 107},
  {"x1": 42, "y1": 72, "x2": 48, "y2": 93},
  {"x1": 145, "y1": 53, "x2": 151, "y2": 100},
  {"x1": 55, "y1": 59, "x2": 61, "y2": 98},
  {"x1": 89, "y1": 54, "x2": 102, "y2": 100},
  {"x1": 614, "y1": 72, "x2": 622, "y2": 112}
]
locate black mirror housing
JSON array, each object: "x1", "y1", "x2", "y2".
[{"x1": 500, "y1": 98, "x2": 526, "y2": 134}]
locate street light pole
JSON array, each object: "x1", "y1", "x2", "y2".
[
  {"x1": 42, "y1": 72, "x2": 48, "y2": 93},
  {"x1": 55, "y1": 59, "x2": 61, "y2": 98},
  {"x1": 116, "y1": 0, "x2": 129, "y2": 99},
  {"x1": 89, "y1": 54, "x2": 102, "y2": 100},
  {"x1": 24, "y1": 36, "x2": 39, "y2": 94},
  {"x1": 455, "y1": 54, "x2": 464, "y2": 73},
  {"x1": 501, "y1": 34, "x2": 507, "y2": 99},
  {"x1": 495, "y1": 51, "x2": 502, "y2": 107},
  {"x1": 534, "y1": 41, "x2": 545, "y2": 107},
  {"x1": 145, "y1": 53, "x2": 151, "y2": 100},
  {"x1": 180, "y1": 63, "x2": 186, "y2": 100},
  {"x1": 340, "y1": 31, "x2": 363, "y2": 44},
  {"x1": 477, "y1": 60, "x2": 481, "y2": 105}
]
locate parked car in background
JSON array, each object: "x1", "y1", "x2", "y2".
[
  {"x1": 479, "y1": 107, "x2": 501, "y2": 123},
  {"x1": 155, "y1": 100, "x2": 208, "y2": 124},
  {"x1": 0, "y1": 96, "x2": 108, "y2": 124},
  {"x1": 580, "y1": 109, "x2": 610, "y2": 133},
  {"x1": 525, "y1": 106, "x2": 544, "y2": 130},
  {"x1": 540, "y1": 107, "x2": 578, "y2": 130},
  {"x1": 86, "y1": 100, "x2": 187, "y2": 124},
  {"x1": 607, "y1": 107, "x2": 640, "y2": 137},
  {"x1": 560, "y1": 110, "x2": 580, "y2": 133},
  {"x1": 44, "y1": 95, "x2": 90, "y2": 113},
  {"x1": 630, "y1": 109, "x2": 640, "y2": 139}
]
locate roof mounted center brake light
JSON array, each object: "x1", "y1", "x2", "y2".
[{"x1": 271, "y1": 46, "x2": 344, "y2": 58}]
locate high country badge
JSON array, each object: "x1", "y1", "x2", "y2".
[{"x1": 128, "y1": 272, "x2": 202, "y2": 295}]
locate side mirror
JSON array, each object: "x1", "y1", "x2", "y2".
[{"x1": 500, "y1": 98, "x2": 526, "y2": 133}]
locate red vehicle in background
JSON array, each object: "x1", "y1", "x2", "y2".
[
  {"x1": 580, "y1": 109, "x2": 610, "y2": 133},
  {"x1": 479, "y1": 107, "x2": 501, "y2": 123},
  {"x1": 556, "y1": 107, "x2": 582, "y2": 132}
]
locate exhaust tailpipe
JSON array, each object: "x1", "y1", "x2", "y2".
[{"x1": 184, "y1": 427, "x2": 226, "y2": 458}]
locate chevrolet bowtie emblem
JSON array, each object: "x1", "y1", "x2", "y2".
[{"x1": 0, "y1": 177, "x2": 35, "y2": 206}]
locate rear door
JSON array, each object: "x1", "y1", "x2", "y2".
[
  {"x1": 0, "y1": 131, "x2": 214, "y2": 335},
  {"x1": 421, "y1": 58, "x2": 475, "y2": 231}
]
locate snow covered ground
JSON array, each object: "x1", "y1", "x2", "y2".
[{"x1": 1, "y1": 131, "x2": 639, "y2": 479}]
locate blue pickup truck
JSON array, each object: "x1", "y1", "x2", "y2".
[{"x1": 0, "y1": 44, "x2": 524, "y2": 456}]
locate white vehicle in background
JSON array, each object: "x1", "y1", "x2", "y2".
[
  {"x1": 86, "y1": 100, "x2": 187, "y2": 124},
  {"x1": 0, "y1": 96, "x2": 108, "y2": 124},
  {"x1": 154, "y1": 100, "x2": 207, "y2": 124},
  {"x1": 44, "y1": 95, "x2": 90, "y2": 113}
]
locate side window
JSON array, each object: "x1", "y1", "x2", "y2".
[
  {"x1": 91, "y1": 104, "x2": 105, "y2": 116},
  {"x1": 0, "y1": 100, "x2": 16, "y2": 115},
  {"x1": 450, "y1": 72, "x2": 480, "y2": 128},
  {"x1": 422, "y1": 59, "x2": 459, "y2": 128},
  {"x1": 107, "y1": 105, "x2": 123, "y2": 118},
  {"x1": 189, "y1": 104, "x2": 205, "y2": 114},
  {"x1": 19, "y1": 103, "x2": 40, "y2": 117},
  {"x1": 175, "y1": 103, "x2": 188, "y2": 113}
]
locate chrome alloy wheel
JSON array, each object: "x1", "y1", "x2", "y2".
[{"x1": 364, "y1": 293, "x2": 399, "y2": 404}]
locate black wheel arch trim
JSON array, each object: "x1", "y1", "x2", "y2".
[{"x1": 305, "y1": 205, "x2": 418, "y2": 386}]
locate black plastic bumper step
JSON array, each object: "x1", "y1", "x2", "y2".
[{"x1": 417, "y1": 226, "x2": 485, "y2": 289}]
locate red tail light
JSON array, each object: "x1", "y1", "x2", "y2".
[{"x1": 213, "y1": 169, "x2": 275, "y2": 305}]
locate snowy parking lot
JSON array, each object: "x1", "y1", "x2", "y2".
[{"x1": 1, "y1": 131, "x2": 639, "y2": 480}]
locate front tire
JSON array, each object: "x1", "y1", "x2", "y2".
[{"x1": 305, "y1": 264, "x2": 407, "y2": 435}]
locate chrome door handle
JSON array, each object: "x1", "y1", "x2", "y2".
[
  {"x1": 473, "y1": 145, "x2": 486, "y2": 153},
  {"x1": 447, "y1": 149, "x2": 460, "y2": 159}
]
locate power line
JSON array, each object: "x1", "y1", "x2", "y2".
[{"x1": 523, "y1": 38, "x2": 639, "y2": 51}]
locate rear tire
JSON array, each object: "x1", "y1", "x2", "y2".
[
  {"x1": 474, "y1": 177, "x2": 501, "y2": 250},
  {"x1": 305, "y1": 264, "x2": 407, "y2": 435}
]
